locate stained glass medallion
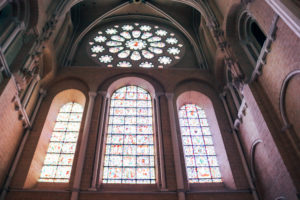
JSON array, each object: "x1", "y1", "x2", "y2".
[
  {"x1": 88, "y1": 23, "x2": 185, "y2": 68},
  {"x1": 103, "y1": 86, "x2": 156, "y2": 184},
  {"x1": 178, "y1": 104, "x2": 222, "y2": 183},
  {"x1": 39, "y1": 102, "x2": 83, "y2": 183}
]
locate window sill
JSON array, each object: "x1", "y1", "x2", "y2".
[
  {"x1": 34, "y1": 182, "x2": 70, "y2": 190},
  {"x1": 188, "y1": 182, "x2": 225, "y2": 191},
  {"x1": 98, "y1": 183, "x2": 159, "y2": 192}
]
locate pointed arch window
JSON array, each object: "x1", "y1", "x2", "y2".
[
  {"x1": 39, "y1": 102, "x2": 83, "y2": 182},
  {"x1": 103, "y1": 85, "x2": 156, "y2": 184},
  {"x1": 239, "y1": 12, "x2": 266, "y2": 65},
  {"x1": 178, "y1": 104, "x2": 222, "y2": 183}
]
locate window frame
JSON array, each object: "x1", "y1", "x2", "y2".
[
  {"x1": 177, "y1": 103, "x2": 222, "y2": 184},
  {"x1": 175, "y1": 91, "x2": 234, "y2": 190},
  {"x1": 24, "y1": 89, "x2": 86, "y2": 189},
  {"x1": 38, "y1": 102, "x2": 84, "y2": 183},
  {"x1": 94, "y1": 77, "x2": 165, "y2": 191},
  {"x1": 238, "y1": 11, "x2": 267, "y2": 67},
  {"x1": 102, "y1": 85, "x2": 157, "y2": 185}
]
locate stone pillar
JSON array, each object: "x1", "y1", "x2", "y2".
[
  {"x1": 165, "y1": 93, "x2": 185, "y2": 200},
  {"x1": 227, "y1": 84, "x2": 241, "y2": 110},
  {"x1": 22, "y1": 75, "x2": 40, "y2": 108},
  {"x1": 71, "y1": 91, "x2": 97, "y2": 200},
  {"x1": 90, "y1": 91, "x2": 108, "y2": 190},
  {"x1": 2, "y1": 21, "x2": 25, "y2": 52},
  {"x1": 155, "y1": 93, "x2": 166, "y2": 190},
  {"x1": 0, "y1": 22, "x2": 15, "y2": 44},
  {"x1": 219, "y1": 93, "x2": 260, "y2": 200},
  {"x1": 0, "y1": 48, "x2": 10, "y2": 77}
]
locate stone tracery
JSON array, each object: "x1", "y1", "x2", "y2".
[{"x1": 88, "y1": 23, "x2": 185, "y2": 68}]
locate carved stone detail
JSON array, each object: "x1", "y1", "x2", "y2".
[{"x1": 212, "y1": 28, "x2": 245, "y2": 90}]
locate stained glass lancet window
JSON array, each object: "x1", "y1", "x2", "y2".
[
  {"x1": 39, "y1": 102, "x2": 83, "y2": 182},
  {"x1": 178, "y1": 104, "x2": 222, "y2": 183},
  {"x1": 103, "y1": 85, "x2": 155, "y2": 184},
  {"x1": 88, "y1": 23, "x2": 185, "y2": 68}
]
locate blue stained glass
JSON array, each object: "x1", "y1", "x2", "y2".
[
  {"x1": 103, "y1": 86, "x2": 155, "y2": 184},
  {"x1": 179, "y1": 104, "x2": 222, "y2": 183}
]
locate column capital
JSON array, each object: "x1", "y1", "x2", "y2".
[
  {"x1": 98, "y1": 90, "x2": 109, "y2": 98},
  {"x1": 155, "y1": 92, "x2": 165, "y2": 98},
  {"x1": 39, "y1": 88, "x2": 47, "y2": 97},
  {"x1": 165, "y1": 92, "x2": 174, "y2": 100},
  {"x1": 219, "y1": 91, "x2": 227, "y2": 98},
  {"x1": 88, "y1": 91, "x2": 97, "y2": 98}
]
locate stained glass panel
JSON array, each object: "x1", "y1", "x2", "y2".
[
  {"x1": 87, "y1": 23, "x2": 185, "y2": 68},
  {"x1": 178, "y1": 104, "x2": 222, "y2": 183},
  {"x1": 39, "y1": 102, "x2": 83, "y2": 183},
  {"x1": 103, "y1": 86, "x2": 155, "y2": 184}
]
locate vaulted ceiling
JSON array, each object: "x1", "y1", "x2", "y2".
[{"x1": 67, "y1": 0, "x2": 210, "y2": 68}]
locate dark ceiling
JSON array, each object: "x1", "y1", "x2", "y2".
[{"x1": 70, "y1": 0, "x2": 201, "y2": 37}]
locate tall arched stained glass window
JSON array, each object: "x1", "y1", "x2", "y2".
[
  {"x1": 39, "y1": 102, "x2": 83, "y2": 182},
  {"x1": 178, "y1": 104, "x2": 222, "y2": 183},
  {"x1": 103, "y1": 85, "x2": 155, "y2": 184}
]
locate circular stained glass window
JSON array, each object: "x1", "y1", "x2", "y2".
[{"x1": 87, "y1": 22, "x2": 185, "y2": 68}]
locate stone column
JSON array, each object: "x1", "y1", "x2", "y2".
[
  {"x1": 71, "y1": 92, "x2": 97, "y2": 200},
  {"x1": 219, "y1": 93, "x2": 259, "y2": 200},
  {"x1": 90, "y1": 91, "x2": 108, "y2": 190},
  {"x1": 154, "y1": 93, "x2": 166, "y2": 190},
  {"x1": 165, "y1": 93, "x2": 185, "y2": 200},
  {"x1": 0, "y1": 59, "x2": 5, "y2": 79},
  {"x1": 0, "y1": 22, "x2": 15, "y2": 44},
  {"x1": 227, "y1": 84, "x2": 241, "y2": 110},
  {"x1": 22, "y1": 75, "x2": 40, "y2": 108},
  {"x1": 0, "y1": 48, "x2": 10, "y2": 77},
  {"x1": 2, "y1": 21, "x2": 25, "y2": 52}
]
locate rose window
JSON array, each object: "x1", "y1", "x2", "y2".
[{"x1": 88, "y1": 23, "x2": 185, "y2": 68}]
